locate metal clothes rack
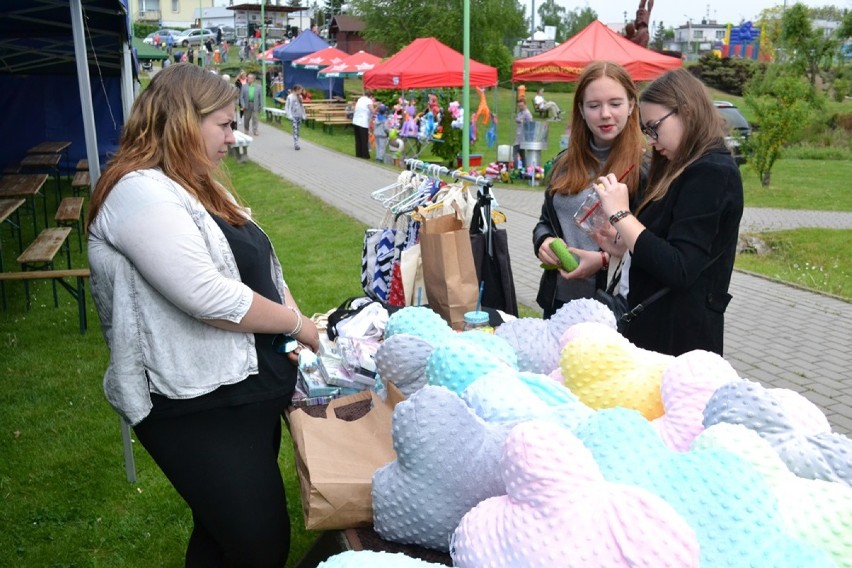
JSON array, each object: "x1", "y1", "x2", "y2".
[{"x1": 404, "y1": 159, "x2": 496, "y2": 256}]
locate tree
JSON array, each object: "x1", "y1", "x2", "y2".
[
  {"x1": 537, "y1": 0, "x2": 567, "y2": 41},
  {"x1": 351, "y1": 0, "x2": 527, "y2": 81},
  {"x1": 651, "y1": 21, "x2": 672, "y2": 51},
  {"x1": 562, "y1": 6, "x2": 597, "y2": 40},
  {"x1": 743, "y1": 69, "x2": 821, "y2": 186},
  {"x1": 780, "y1": 3, "x2": 837, "y2": 85}
]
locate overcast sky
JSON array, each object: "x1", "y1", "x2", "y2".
[{"x1": 524, "y1": 0, "x2": 851, "y2": 30}]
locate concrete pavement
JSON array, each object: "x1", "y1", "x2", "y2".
[{"x1": 244, "y1": 119, "x2": 852, "y2": 436}]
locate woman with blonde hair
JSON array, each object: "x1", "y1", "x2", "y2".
[
  {"x1": 87, "y1": 63, "x2": 319, "y2": 565},
  {"x1": 533, "y1": 61, "x2": 646, "y2": 318},
  {"x1": 593, "y1": 67, "x2": 743, "y2": 355}
]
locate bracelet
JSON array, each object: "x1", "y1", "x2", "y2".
[
  {"x1": 609, "y1": 210, "x2": 632, "y2": 224},
  {"x1": 285, "y1": 306, "x2": 303, "y2": 336},
  {"x1": 600, "y1": 251, "x2": 609, "y2": 271}
]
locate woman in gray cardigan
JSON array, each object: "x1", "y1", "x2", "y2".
[{"x1": 87, "y1": 63, "x2": 319, "y2": 565}]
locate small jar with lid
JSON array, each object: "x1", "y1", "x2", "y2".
[{"x1": 463, "y1": 310, "x2": 493, "y2": 333}]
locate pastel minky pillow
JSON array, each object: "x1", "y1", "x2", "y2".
[
  {"x1": 425, "y1": 335, "x2": 516, "y2": 395},
  {"x1": 461, "y1": 368, "x2": 594, "y2": 429},
  {"x1": 383, "y1": 306, "x2": 453, "y2": 343},
  {"x1": 561, "y1": 322, "x2": 673, "y2": 419},
  {"x1": 651, "y1": 350, "x2": 742, "y2": 451},
  {"x1": 374, "y1": 334, "x2": 435, "y2": 396},
  {"x1": 372, "y1": 385, "x2": 512, "y2": 551},
  {"x1": 451, "y1": 420, "x2": 700, "y2": 568},
  {"x1": 704, "y1": 379, "x2": 852, "y2": 487},
  {"x1": 316, "y1": 550, "x2": 445, "y2": 567},
  {"x1": 695, "y1": 422, "x2": 852, "y2": 567},
  {"x1": 493, "y1": 298, "x2": 615, "y2": 374},
  {"x1": 576, "y1": 407, "x2": 834, "y2": 567}
]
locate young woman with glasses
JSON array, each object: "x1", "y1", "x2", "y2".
[{"x1": 593, "y1": 68, "x2": 744, "y2": 356}]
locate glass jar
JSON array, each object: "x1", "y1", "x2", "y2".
[{"x1": 463, "y1": 310, "x2": 493, "y2": 333}]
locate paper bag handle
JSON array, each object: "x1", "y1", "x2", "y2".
[{"x1": 321, "y1": 391, "x2": 376, "y2": 422}]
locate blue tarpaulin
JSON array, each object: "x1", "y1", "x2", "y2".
[{"x1": 272, "y1": 30, "x2": 344, "y2": 98}]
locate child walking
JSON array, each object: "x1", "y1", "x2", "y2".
[
  {"x1": 373, "y1": 104, "x2": 389, "y2": 163},
  {"x1": 284, "y1": 85, "x2": 307, "y2": 150}
]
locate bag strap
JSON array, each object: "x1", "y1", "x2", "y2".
[{"x1": 619, "y1": 249, "x2": 726, "y2": 325}]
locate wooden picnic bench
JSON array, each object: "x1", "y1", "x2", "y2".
[
  {"x1": 15, "y1": 226, "x2": 73, "y2": 313},
  {"x1": 71, "y1": 170, "x2": 90, "y2": 196},
  {"x1": 0, "y1": 268, "x2": 91, "y2": 334},
  {"x1": 55, "y1": 197, "x2": 85, "y2": 253},
  {"x1": 0, "y1": 174, "x2": 49, "y2": 233}
]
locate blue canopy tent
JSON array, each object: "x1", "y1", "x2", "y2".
[
  {"x1": 0, "y1": 0, "x2": 133, "y2": 181},
  {"x1": 272, "y1": 30, "x2": 344, "y2": 98}
]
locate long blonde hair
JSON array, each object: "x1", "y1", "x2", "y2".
[
  {"x1": 87, "y1": 64, "x2": 244, "y2": 228},
  {"x1": 637, "y1": 68, "x2": 727, "y2": 214},
  {"x1": 547, "y1": 61, "x2": 645, "y2": 196}
]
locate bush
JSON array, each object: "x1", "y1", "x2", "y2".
[
  {"x1": 134, "y1": 22, "x2": 160, "y2": 40},
  {"x1": 689, "y1": 54, "x2": 763, "y2": 96}
]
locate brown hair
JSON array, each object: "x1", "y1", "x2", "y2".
[
  {"x1": 87, "y1": 64, "x2": 244, "y2": 228},
  {"x1": 636, "y1": 68, "x2": 727, "y2": 213},
  {"x1": 547, "y1": 61, "x2": 645, "y2": 196},
  {"x1": 550, "y1": 61, "x2": 645, "y2": 195}
]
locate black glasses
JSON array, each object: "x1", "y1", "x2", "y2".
[
  {"x1": 230, "y1": 120, "x2": 238, "y2": 131},
  {"x1": 640, "y1": 109, "x2": 677, "y2": 140}
]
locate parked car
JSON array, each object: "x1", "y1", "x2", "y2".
[
  {"x1": 219, "y1": 25, "x2": 236, "y2": 43},
  {"x1": 714, "y1": 100, "x2": 752, "y2": 165},
  {"x1": 173, "y1": 28, "x2": 216, "y2": 47},
  {"x1": 142, "y1": 29, "x2": 182, "y2": 45}
]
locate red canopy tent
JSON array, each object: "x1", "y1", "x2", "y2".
[
  {"x1": 291, "y1": 46, "x2": 349, "y2": 69},
  {"x1": 363, "y1": 37, "x2": 497, "y2": 89},
  {"x1": 317, "y1": 50, "x2": 382, "y2": 78},
  {"x1": 512, "y1": 20, "x2": 682, "y2": 82}
]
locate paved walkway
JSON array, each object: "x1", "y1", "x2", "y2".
[{"x1": 245, "y1": 120, "x2": 852, "y2": 436}]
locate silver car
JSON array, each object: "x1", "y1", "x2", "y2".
[
  {"x1": 142, "y1": 29, "x2": 182, "y2": 45},
  {"x1": 173, "y1": 28, "x2": 216, "y2": 47}
]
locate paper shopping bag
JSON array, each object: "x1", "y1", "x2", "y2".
[
  {"x1": 288, "y1": 385, "x2": 404, "y2": 531},
  {"x1": 400, "y1": 244, "x2": 428, "y2": 307},
  {"x1": 420, "y1": 214, "x2": 479, "y2": 330}
]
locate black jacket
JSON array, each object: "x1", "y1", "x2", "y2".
[{"x1": 625, "y1": 147, "x2": 743, "y2": 356}]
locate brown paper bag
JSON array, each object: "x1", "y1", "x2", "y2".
[
  {"x1": 419, "y1": 214, "x2": 479, "y2": 330},
  {"x1": 400, "y1": 243, "x2": 428, "y2": 307},
  {"x1": 288, "y1": 385, "x2": 404, "y2": 531}
]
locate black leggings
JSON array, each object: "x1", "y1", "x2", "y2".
[{"x1": 134, "y1": 397, "x2": 291, "y2": 568}]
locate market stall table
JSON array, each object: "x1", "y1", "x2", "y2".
[{"x1": 0, "y1": 174, "x2": 48, "y2": 234}]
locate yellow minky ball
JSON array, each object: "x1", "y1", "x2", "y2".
[{"x1": 560, "y1": 324, "x2": 673, "y2": 419}]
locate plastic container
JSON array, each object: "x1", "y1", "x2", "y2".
[
  {"x1": 463, "y1": 310, "x2": 493, "y2": 333},
  {"x1": 497, "y1": 144, "x2": 512, "y2": 162},
  {"x1": 573, "y1": 189, "x2": 609, "y2": 236}
]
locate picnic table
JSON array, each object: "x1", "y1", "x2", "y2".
[
  {"x1": 0, "y1": 174, "x2": 49, "y2": 233},
  {"x1": 27, "y1": 140, "x2": 72, "y2": 181}
]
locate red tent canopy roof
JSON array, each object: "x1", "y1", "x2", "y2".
[
  {"x1": 363, "y1": 37, "x2": 497, "y2": 89},
  {"x1": 292, "y1": 46, "x2": 349, "y2": 69},
  {"x1": 317, "y1": 50, "x2": 382, "y2": 78},
  {"x1": 512, "y1": 20, "x2": 681, "y2": 82}
]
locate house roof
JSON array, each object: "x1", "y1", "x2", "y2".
[{"x1": 329, "y1": 15, "x2": 365, "y2": 33}]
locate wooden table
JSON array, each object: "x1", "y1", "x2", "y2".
[
  {"x1": 27, "y1": 140, "x2": 72, "y2": 181},
  {"x1": 27, "y1": 141, "x2": 72, "y2": 155},
  {"x1": 0, "y1": 197, "x2": 27, "y2": 311},
  {"x1": 20, "y1": 153, "x2": 62, "y2": 201},
  {"x1": 0, "y1": 174, "x2": 49, "y2": 234}
]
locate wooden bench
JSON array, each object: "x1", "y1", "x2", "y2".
[
  {"x1": 71, "y1": 170, "x2": 90, "y2": 196},
  {"x1": 76, "y1": 159, "x2": 89, "y2": 171},
  {"x1": 16, "y1": 227, "x2": 72, "y2": 310},
  {"x1": 0, "y1": 268, "x2": 91, "y2": 334},
  {"x1": 55, "y1": 197, "x2": 85, "y2": 253}
]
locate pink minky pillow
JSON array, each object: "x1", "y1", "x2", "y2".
[{"x1": 451, "y1": 420, "x2": 699, "y2": 567}]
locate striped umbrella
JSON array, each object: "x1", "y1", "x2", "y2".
[
  {"x1": 318, "y1": 50, "x2": 382, "y2": 79},
  {"x1": 291, "y1": 46, "x2": 349, "y2": 69}
]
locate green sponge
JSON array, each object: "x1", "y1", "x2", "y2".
[{"x1": 549, "y1": 239, "x2": 579, "y2": 272}]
